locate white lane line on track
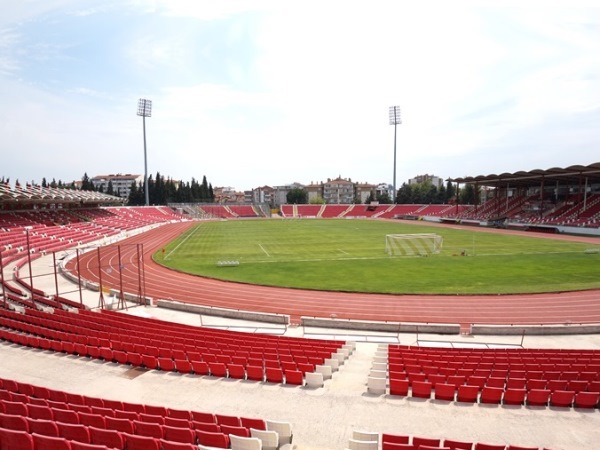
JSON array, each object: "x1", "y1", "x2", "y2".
[{"x1": 164, "y1": 225, "x2": 201, "y2": 260}]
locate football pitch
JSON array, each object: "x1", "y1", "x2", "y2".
[{"x1": 154, "y1": 219, "x2": 600, "y2": 295}]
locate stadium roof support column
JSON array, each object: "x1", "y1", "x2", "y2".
[
  {"x1": 455, "y1": 181, "x2": 460, "y2": 215},
  {"x1": 539, "y1": 177, "x2": 545, "y2": 221}
]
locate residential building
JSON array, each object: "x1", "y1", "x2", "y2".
[{"x1": 91, "y1": 174, "x2": 143, "y2": 199}]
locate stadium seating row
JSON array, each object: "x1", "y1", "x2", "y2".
[
  {"x1": 0, "y1": 377, "x2": 292, "y2": 450},
  {"x1": 346, "y1": 429, "x2": 557, "y2": 450}
]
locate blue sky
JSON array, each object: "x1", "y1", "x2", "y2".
[{"x1": 1, "y1": 1, "x2": 600, "y2": 192}]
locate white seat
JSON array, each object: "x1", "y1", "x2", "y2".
[
  {"x1": 371, "y1": 362, "x2": 387, "y2": 372},
  {"x1": 230, "y1": 434, "x2": 263, "y2": 450},
  {"x1": 324, "y1": 357, "x2": 339, "y2": 371},
  {"x1": 369, "y1": 369, "x2": 387, "y2": 379},
  {"x1": 373, "y1": 355, "x2": 387, "y2": 364},
  {"x1": 305, "y1": 371, "x2": 324, "y2": 388},
  {"x1": 251, "y1": 428, "x2": 279, "y2": 450},
  {"x1": 367, "y1": 376, "x2": 387, "y2": 395},
  {"x1": 265, "y1": 419, "x2": 293, "y2": 445},
  {"x1": 315, "y1": 364, "x2": 332, "y2": 380},
  {"x1": 352, "y1": 430, "x2": 379, "y2": 443},
  {"x1": 348, "y1": 438, "x2": 378, "y2": 450}
]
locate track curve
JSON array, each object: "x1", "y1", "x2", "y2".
[{"x1": 67, "y1": 221, "x2": 600, "y2": 326}]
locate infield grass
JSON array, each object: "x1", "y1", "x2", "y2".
[{"x1": 154, "y1": 219, "x2": 600, "y2": 295}]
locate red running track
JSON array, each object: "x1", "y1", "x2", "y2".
[{"x1": 67, "y1": 222, "x2": 600, "y2": 326}]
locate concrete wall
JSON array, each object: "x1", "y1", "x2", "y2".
[
  {"x1": 471, "y1": 323, "x2": 600, "y2": 335},
  {"x1": 301, "y1": 316, "x2": 460, "y2": 334},
  {"x1": 157, "y1": 300, "x2": 290, "y2": 325}
]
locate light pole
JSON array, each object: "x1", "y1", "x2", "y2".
[
  {"x1": 389, "y1": 105, "x2": 401, "y2": 202},
  {"x1": 137, "y1": 98, "x2": 152, "y2": 206}
]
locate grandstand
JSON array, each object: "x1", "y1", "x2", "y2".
[{"x1": 1, "y1": 174, "x2": 599, "y2": 449}]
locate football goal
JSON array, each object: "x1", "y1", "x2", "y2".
[{"x1": 385, "y1": 233, "x2": 443, "y2": 256}]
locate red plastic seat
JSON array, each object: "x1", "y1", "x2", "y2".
[
  {"x1": 53, "y1": 408, "x2": 79, "y2": 425},
  {"x1": 485, "y1": 377, "x2": 505, "y2": 389},
  {"x1": 526, "y1": 379, "x2": 546, "y2": 390},
  {"x1": 0, "y1": 412, "x2": 29, "y2": 431},
  {"x1": 145, "y1": 405, "x2": 168, "y2": 417},
  {"x1": 411, "y1": 381, "x2": 432, "y2": 399},
  {"x1": 168, "y1": 408, "x2": 192, "y2": 421},
  {"x1": 191, "y1": 361, "x2": 209, "y2": 376},
  {"x1": 474, "y1": 443, "x2": 506, "y2": 450},
  {"x1": 89, "y1": 426, "x2": 125, "y2": 449},
  {"x1": 246, "y1": 366, "x2": 264, "y2": 382},
  {"x1": 389, "y1": 378, "x2": 409, "y2": 396},
  {"x1": 70, "y1": 443, "x2": 111, "y2": 450},
  {"x1": 191, "y1": 421, "x2": 221, "y2": 432},
  {"x1": 434, "y1": 383, "x2": 456, "y2": 402},
  {"x1": 142, "y1": 355, "x2": 159, "y2": 370},
  {"x1": 78, "y1": 413, "x2": 106, "y2": 429},
  {"x1": 28, "y1": 404, "x2": 54, "y2": 420},
  {"x1": 284, "y1": 369, "x2": 304, "y2": 385},
  {"x1": 502, "y1": 388, "x2": 526, "y2": 406},
  {"x1": 114, "y1": 410, "x2": 139, "y2": 421},
  {"x1": 412, "y1": 437, "x2": 441, "y2": 448},
  {"x1": 526, "y1": 389, "x2": 551, "y2": 407},
  {"x1": 105, "y1": 416, "x2": 135, "y2": 433},
  {"x1": 27, "y1": 417, "x2": 60, "y2": 437},
  {"x1": 32, "y1": 433, "x2": 72, "y2": 450},
  {"x1": 480, "y1": 387, "x2": 503, "y2": 405},
  {"x1": 216, "y1": 414, "x2": 241, "y2": 427},
  {"x1": 208, "y1": 362, "x2": 228, "y2": 377},
  {"x1": 133, "y1": 420, "x2": 164, "y2": 439},
  {"x1": 159, "y1": 439, "x2": 197, "y2": 450},
  {"x1": 574, "y1": 391, "x2": 600, "y2": 409},
  {"x1": 192, "y1": 412, "x2": 216, "y2": 424},
  {"x1": 162, "y1": 425, "x2": 196, "y2": 444},
  {"x1": 3, "y1": 400, "x2": 28, "y2": 416},
  {"x1": 457, "y1": 385, "x2": 479, "y2": 403},
  {"x1": 164, "y1": 417, "x2": 191, "y2": 429},
  {"x1": 549, "y1": 390, "x2": 575, "y2": 408},
  {"x1": 58, "y1": 422, "x2": 91, "y2": 444},
  {"x1": 506, "y1": 446, "x2": 539, "y2": 450},
  {"x1": 196, "y1": 429, "x2": 230, "y2": 449},
  {"x1": 174, "y1": 359, "x2": 192, "y2": 374},
  {"x1": 122, "y1": 432, "x2": 160, "y2": 450},
  {"x1": 220, "y1": 424, "x2": 250, "y2": 437},
  {"x1": 265, "y1": 367, "x2": 284, "y2": 383},
  {"x1": 0, "y1": 427, "x2": 34, "y2": 450},
  {"x1": 382, "y1": 433, "x2": 410, "y2": 450},
  {"x1": 158, "y1": 358, "x2": 176, "y2": 371},
  {"x1": 227, "y1": 364, "x2": 246, "y2": 379},
  {"x1": 443, "y1": 438, "x2": 473, "y2": 449},
  {"x1": 240, "y1": 417, "x2": 266, "y2": 431},
  {"x1": 505, "y1": 378, "x2": 526, "y2": 390}
]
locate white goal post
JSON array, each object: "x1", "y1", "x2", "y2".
[{"x1": 385, "y1": 233, "x2": 443, "y2": 256}]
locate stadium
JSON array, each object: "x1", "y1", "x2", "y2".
[{"x1": 1, "y1": 163, "x2": 600, "y2": 450}]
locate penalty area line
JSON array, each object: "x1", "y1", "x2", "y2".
[{"x1": 258, "y1": 243, "x2": 271, "y2": 257}]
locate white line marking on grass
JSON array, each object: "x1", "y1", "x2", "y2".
[
  {"x1": 258, "y1": 243, "x2": 271, "y2": 257},
  {"x1": 337, "y1": 249, "x2": 350, "y2": 255},
  {"x1": 164, "y1": 225, "x2": 201, "y2": 260}
]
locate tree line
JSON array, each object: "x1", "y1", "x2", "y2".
[{"x1": 287, "y1": 179, "x2": 479, "y2": 205}]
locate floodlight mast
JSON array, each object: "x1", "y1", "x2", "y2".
[
  {"x1": 389, "y1": 105, "x2": 401, "y2": 202},
  {"x1": 137, "y1": 98, "x2": 152, "y2": 206}
]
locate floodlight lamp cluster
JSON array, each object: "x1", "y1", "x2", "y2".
[
  {"x1": 389, "y1": 105, "x2": 401, "y2": 125},
  {"x1": 137, "y1": 98, "x2": 152, "y2": 117}
]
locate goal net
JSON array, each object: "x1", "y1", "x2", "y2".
[{"x1": 385, "y1": 233, "x2": 443, "y2": 256}]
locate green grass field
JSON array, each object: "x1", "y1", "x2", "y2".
[{"x1": 154, "y1": 219, "x2": 600, "y2": 295}]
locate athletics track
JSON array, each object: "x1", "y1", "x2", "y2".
[{"x1": 68, "y1": 221, "x2": 600, "y2": 326}]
